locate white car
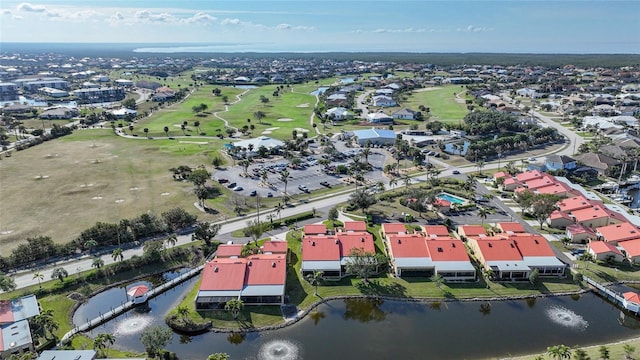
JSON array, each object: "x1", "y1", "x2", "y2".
[{"x1": 232, "y1": 186, "x2": 243, "y2": 191}]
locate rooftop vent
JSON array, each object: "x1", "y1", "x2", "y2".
[
  {"x1": 312, "y1": 241, "x2": 315, "y2": 246},
  {"x1": 488, "y1": 243, "x2": 493, "y2": 247},
  {"x1": 510, "y1": 243, "x2": 515, "y2": 248},
  {"x1": 451, "y1": 242, "x2": 456, "y2": 248},
  {"x1": 214, "y1": 266, "x2": 219, "y2": 272},
  {"x1": 398, "y1": 239, "x2": 401, "y2": 244},
  {"x1": 534, "y1": 239, "x2": 539, "y2": 244},
  {"x1": 248, "y1": 261, "x2": 252, "y2": 266},
  {"x1": 361, "y1": 237, "x2": 365, "y2": 242},
  {"x1": 335, "y1": 239, "x2": 339, "y2": 244},
  {"x1": 437, "y1": 247, "x2": 443, "y2": 252},
  {"x1": 272, "y1": 262, "x2": 276, "y2": 268}
]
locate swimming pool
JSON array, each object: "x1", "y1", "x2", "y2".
[{"x1": 437, "y1": 192, "x2": 467, "y2": 204}]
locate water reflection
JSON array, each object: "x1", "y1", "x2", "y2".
[
  {"x1": 343, "y1": 298, "x2": 386, "y2": 323},
  {"x1": 479, "y1": 303, "x2": 491, "y2": 316},
  {"x1": 227, "y1": 332, "x2": 246, "y2": 345},
  {"x1": 309, "y1": 309, "x2": 325, "y2": 326}
]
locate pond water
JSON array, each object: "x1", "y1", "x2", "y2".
[
  {"x1": 77, "y1": 275, "x2": 640, "y2": 360},
  {"x1": 444, "y1": 141, "x2": 471, "y2": 156},
  {"x1": 310, "y1": 87, "x2": 328, "y2": 96}
]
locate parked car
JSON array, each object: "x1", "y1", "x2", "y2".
[
  {"x1": 452, "y1": 170, "x2": 461, "y2": 175},
  {"x1": 320, "y1": 181, "x2": 331, "y2": 187},
  {"x1": 227, "y1": 182, "x2": 237, "y2": 188},
  {"x1": 500, "y1": 193, "x2": 511, "y2": 199},
  {"x1": 217, "y1": 178, "x2": 229, "y2": 183},
  {"x1": 249, "y1": 190, "x2": 257, "y2": 196},
  {"x1": 298, "y1": 185, "x2": 310, "y2": 192},
  {"x1": 266, "y1": 192, "x2": 273, "y2": 198},
  {"x1": 233, "y1": 186, "x2": 244, "y2": 191}
]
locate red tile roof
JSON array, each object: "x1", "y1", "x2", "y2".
[
  {"x1": 493, "y1": 171, "x2": 509, "y2": 180},
  {"x1": 245, "y1": 256, "x2": 286, "y2": 285},
  {"x1": 426, "y1": 238, "x2": 471, "y2": 261},
  {"x1": 387, "y1": 234, "x2": 429, "y2": 258},
  {"x1": 624, "y1": 292, "x2": 640, "y2": 304},
  {"x1": 382, "y1": 223, "x2": 407, "y2": 235},
  {"x1": 497, "y1": 222, "x2": 525, "y2": 233},
  {"x1": 200, "y1": 260, "x2": 246, "y2": 291},
  {"x1": 597, "y1": 222, "x2": 640, "y2": 243},
  {"x1": 566, "y1": 223, "x2": 596, "y2": 236},
  {"x1": 571, "y1": 205, "x2": 614, "y2": 223},
  {"x1": 422, "y1": 225, "x2": 450, "y2": 237},
  {"x1": 337, "y1": 232, "x2": 375, "y2": 255},
  {"x1": 620, "y1": 239, "x2": 640, "y2": 258},
  {"x1": 526, "y1": 176, "x2": 558, "y2": 190},
  {"x1": 516, "y1": 170, "x2": 544, "y2": 182},
  {"x1": 557, "y1": 195, "x2": 595, "y2": 212},
  {"x1": 459, "y1": 225, "x2": 487, "y2": 237},
  {"x1": 304, "y1": 224, "x2": 327, "y2": 235},
  {"x1": 262, "y1": 240, "x2": 288, "y2": 254},
  {"x1": 215, "y1": 244, "x2": 243, "y2": 258},
  {"x1": 589, "y1": 241, "x2": 623, "y2": 256},
  {"x1": 509, "y1": 234, "x2": 555, "y2": 257},
  {"x1": 343, "y1": 221, "x2": 367, "y2": 232},
  {"x1": 549, "y1": 209, "x2": 573, "y2": 221},
  {"x1": 535, "y1": 182, "x2": 572, "y2": 195},
  {"x1": 302, "y1": 236, "x2": 340, "y2": 261},
  {"x1": 475, "y1": 238, "x2": 522, "y2": 261}
]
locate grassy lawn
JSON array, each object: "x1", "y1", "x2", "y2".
[
  {"x1": 508, "y1": 338, "x2": 640, "y2": 360},
  {"x1": 0, "y1": 129, "x2": 221, "y2": 250},
  {"x1": 403, "y1": 84, "x2": 470, "y2": 125}
]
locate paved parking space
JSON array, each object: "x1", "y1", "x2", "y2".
[{"x1": 211, "y1": 143, "x2": 388, "y2": 198}]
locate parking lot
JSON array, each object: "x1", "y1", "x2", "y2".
[{"x1": 212, "y1": 140, "x2": 388, "y2": 198}]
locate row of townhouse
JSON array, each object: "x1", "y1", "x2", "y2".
[{"x1": 497, "y1": 169, "x2": 640, "y2": 264}]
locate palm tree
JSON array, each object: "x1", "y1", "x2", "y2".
[
  {"x1": 51, "y1": 267, "x2": 68, "y2": 283},
  {"x1": 164, "y1": 126, "x2": 169, "y2": 137},
  {"x1": 306, "y1": 271, "x2": 323, "y2": 296},
  {"x1": 194, "y1": 120, "x2": 201, "y2": 133},
  {"x1": 546, "y1": 344, "x2": 571, "y2": 360},
  {"x1": 389, "y1": 177, "x2": 398, "y2": 192},
  {"x1": 224, "y1": 299, "x2": 244, "y2": 320},
  {"x1": 280, "y1": 170, "x2": 290, "y2": 196},
  {"x1": 477, "y1": 159, "x2": 485, "y2": 175},
  {"x1": 253, "y1": 110, "x2": 266, "y2": 124},
  {"x1": 33, "y1": 310, "x2": 58, "y2": 339},
  {"x1": 92, "y1": 257, "x2": 104, "y2": 269},
  {"x1": 32, "y1": 271, "x2": 44, "y2": 289},
  {"x1": 144, "y1": 128, "x2": 149, "y2": 138},
  {"x1": 112, "y1": 248, "x2": 124, "y2": 262},
  {"x1": 181, "y1": 124, "x2": 186, "y2": 135},
  {"x1": 176, "y1": 305, "x2": 190, "y2": 323},
  {"x1": 478, "y1": 207, "x2": 489, "y2": 224},
  {"x1": 275, "y1": 202, "x2": 285, "y2": 220},
  {"x1": 361, "y1": 147, "x2": 371, "y2": 163},
  {"x1": 166, "y1": 233, "x2": 178, "y2": 247},
  {"x1": 94, "y1": 333, "x2": 116, "y2": 357},
  {"x1": 128, "y1": 124, "x2": 134, "y2": 135}
]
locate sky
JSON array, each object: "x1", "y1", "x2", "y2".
[{"x1": 1, "y1": 1, "x2": 639, "y2": 53}]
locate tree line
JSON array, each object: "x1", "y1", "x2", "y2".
[{"x1": 0, "y1": 207, "x2": 197, "y2": 271}]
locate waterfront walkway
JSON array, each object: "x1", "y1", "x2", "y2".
[{"x1": 58, "y1": 264, "x2": 204, "y2": 345}]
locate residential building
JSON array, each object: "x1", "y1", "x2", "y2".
[
  {"x1": 596, "y1": 222, "x2": 640, "y2": 244},
  {"x1": 588, "y1": 241, "x2": 625, "y2": 262},
  {"x1": 0, "y1": 295, "x2": 40, "y2": 359},
  {"x1": 392, "y1": 108, "x2": 418, "y2": 120},
  {"x1": 365, "y1": 112, "x2": 394, "y2": 124},
  {"x1": 351, "y1": 128, "x2": 396, "y2": 146}
]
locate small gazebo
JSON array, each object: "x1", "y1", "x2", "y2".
[{"x1": 127, "y1": 285, "x2": 150, "y2": 304}]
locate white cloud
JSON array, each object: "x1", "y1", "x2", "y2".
[
  {"x1": 134, "y1": 10, "x2": 176, "y2": 23},
  {"x1": 186, "y1": 12, "x2": 217, "y2": 24},
  {"x1": 221, "y1": 18, "x2": 241, "y2": 26},
  {"x1": 373, "y1": 28, "x2": 427, "y2": 33},
  {"x1": 16, "y1": 2, "x2": 46, "y2": 12},
  {"x1": 1, "y1": 9, "x2": 12, "y2": 15},
  {"x1": 457, "y1": 25, "x2": 493, "y2": 32},
  {"x1": 276, "y1": 23, "x2": 314, "y2": 31}
]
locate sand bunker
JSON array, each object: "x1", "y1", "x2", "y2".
[
  {"x1": 277, "y1": 118, "x2": 294, "y2": 122},
  {"x1": 296, "y1": 103, "x2": 310, "y2": 108},
  {"x1": 129, "y1": 187, "x2": 139, "y2": 191},
  {"x1": 91, "y1": 196, "x2": 103, "y2": 200},
  {"x1": 34, "y1": 175, "x2": 49, "y2": 179},
  {"x1": 179, "y1": 141, "x2": 208, "y2": 144},
  {"x1": 80, "y1": 183, "x2": 95, "y2": 188},
  {"x1": 414, "y1": 87, "x2": 441, "y2": 92},
  {"x1": 265, "y1": 127, "x2": 280, "y2": 131},
  {"x1": 160, "y1": 192, "x2": 170, "y2": 196},
  {"x1": 0, "y1": 230, "x2": 14, "y2": 235},
  {"x1": 294, "y1": 128, "x2": 310, "y2": 132},
  {"x1": 262, "y1": 131, "x2": 272, "y2": 135},
  {"x1": 115, "y1": 199, "x2": 125, "y2": 203}
]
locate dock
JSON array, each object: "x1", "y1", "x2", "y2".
[
  {"x1": 59, "y1": 264, "x2": 204, "y2": 345},
  {"x1": 584, "y1": 275, "x2": 640, "y2": 314}
]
